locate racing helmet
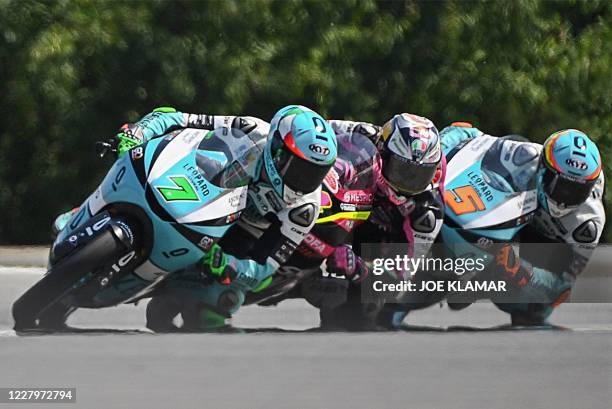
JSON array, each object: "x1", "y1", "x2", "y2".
[
  {"x1": 263, "y1": 105, "x2": 337, "y2": 203},
  {"x1": 537, "y1": 129, "x2": 601, "y2": 218},
  {"x1": 378, "y1": 113, "x2": 441, "y2": 194}
]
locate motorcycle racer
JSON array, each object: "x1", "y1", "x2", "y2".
[
  {"x1": 440, "y1": 123, "x2": 605, "y2": 325},
  {"x1": 243, "y1": 128, "x2": 382, "y2": 311},
  {"x1": 308, "y1": 113, "x2": 447, "y2": 329},
  {"x1": 52, "y1": 105, "x2": 338, "y2": 330}
]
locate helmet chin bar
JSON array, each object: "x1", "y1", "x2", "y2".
[
  {"x1": 260, "y1": 153, "x2": 303, "y2": 205},
  {"x1": 282, "y1": 183, "x2": 304, "y2": 205},
  {"x1": 544, "y1": 194, "x2": 577, "y2": 218},
  {"x1": 262, "y1": 143, "x2": 285, "y2": 199},
  {"x1": 379, "y1": 178, "x2": 409, "y2": 206}
]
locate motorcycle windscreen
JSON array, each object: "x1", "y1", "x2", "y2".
[
  {"x1": 196, "y1": 127, "x2": 263, "y2": 189},
  {"x1": 335, "y1": 132, "x2": 380, "y2": 190}
]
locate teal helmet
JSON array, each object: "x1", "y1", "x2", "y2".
[
  {"x1": 263, "y1": 105, "x2": 337, "y2": 202},
  {"x1": 537, "y1": 129, "x2": 601, "y2": 218}
]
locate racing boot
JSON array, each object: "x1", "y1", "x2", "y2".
[
  {"x1": 181, "y1": 303, "x2": 230, "y2": 332},
  {"x1": 375, "y1": 305, "x2": 409, "y2": 329}
]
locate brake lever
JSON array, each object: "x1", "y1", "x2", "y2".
[{"x1": 95, "y1": 141, "x2": 114, "y2": 158}]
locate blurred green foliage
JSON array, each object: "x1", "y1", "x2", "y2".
[{"x1": 0, "y1": 0, "x2": 610, "y2": 243}]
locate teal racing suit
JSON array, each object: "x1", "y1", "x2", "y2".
[
  {"x1": 441, "y1": 124, "x2": 606, "y2": 324},
  {"x1": 119, "y1": 108, "x2": 322, "y2": 327}
]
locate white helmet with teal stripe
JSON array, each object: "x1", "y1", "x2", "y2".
[{"x1": 263, "y1": 105, "x2": 337, "y2": 203}]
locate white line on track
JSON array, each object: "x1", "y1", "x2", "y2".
[
  {"x1": 0, "y1": 266, "x2": 44, "y2": 275},
  {"x1": 569, "y1": 325, "x2": 612, "y2": 332}
]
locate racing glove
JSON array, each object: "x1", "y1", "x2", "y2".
[
  {"x1": 95, "y1": 107, "x2": 179, "y2": 158},
  {"x1": 326, "y1": 245, "x2": 369, "y2": 283},
  {"x1": 95, "y1": 123, "x2": 144, "y2": 158},
  {"x1": 200, "y1": 244, "x2": 238, "y2": 286},
  {"x1": 494, "y1": 244, "x2": 533, "y2": 288}
]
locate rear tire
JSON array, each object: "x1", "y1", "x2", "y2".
[{"x1": 12, "y1": 228, "x2": 129, "y2": 331}]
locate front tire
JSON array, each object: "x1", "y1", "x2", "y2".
[{"x1": 12, "y1": 228, "x2": 129, "y2": 331}]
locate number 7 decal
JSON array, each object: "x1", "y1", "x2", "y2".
[
  {"x1": 445, "y1": 185, "x2": 485, "y2": 215},
  {"x1": 157, "y1": 176, "x2": 200, "y2": 202}
]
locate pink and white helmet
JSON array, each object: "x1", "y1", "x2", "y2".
[{"x1": 377, "y1": 113, "x2": 441, "y2": 194}]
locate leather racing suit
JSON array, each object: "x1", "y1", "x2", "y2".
[
  {"x1": 317, "y1": 120, "x2": 447, "y2": 329},
  {"x1": 440, "y1": 123, "x2": 606, "y2": 324},
  {"x1": 118, "y1": 108, "x2": 323, "y2": 328}
]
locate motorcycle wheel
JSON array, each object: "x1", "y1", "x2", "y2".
[{"x1": 12, "y1": 228, "x2": 129, "y2": 331}]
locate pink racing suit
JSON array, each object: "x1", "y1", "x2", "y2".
[
  {"x1": 309, "y1": 120, "x2": 447, "y2": 329},
  {"x1": 331, "y1": 120, "x2": 447, "y2": 267}
]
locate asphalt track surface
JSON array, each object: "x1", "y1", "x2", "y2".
[{"x1": 0, "y1": 263, "x2": 611, "y2": 408}]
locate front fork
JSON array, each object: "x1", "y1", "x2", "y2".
[
  {"x1": 50, "y1": 211, "x2": 142, "y2": 307},
  {"x1": 52, "y1": 211, "x2": 133, "y2": 260}
]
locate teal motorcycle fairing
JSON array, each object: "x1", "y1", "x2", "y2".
[
  {"x1": 54, "y1": 127, "x2": 264, "y2": 306},
  {"x1": 441, "y1": 133, "x2": 538, "y2": 263}
]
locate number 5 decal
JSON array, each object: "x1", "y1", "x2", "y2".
[
  {"x1": 445, "y1": 185, "x2": 485, "y2": 215},
  {"x1": 157, "y1": 176, "x2": 200, "y2": 202}
]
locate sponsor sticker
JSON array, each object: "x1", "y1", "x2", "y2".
[
  {"x1": 323, "y1": 168, "x2": 339, "y2": 193},
  {"x1": 131, "y1": 146, "x2": 144, "y2": 160},
  {"x1": 309, "y1": 143, "x2": 330, "y2": 156}
]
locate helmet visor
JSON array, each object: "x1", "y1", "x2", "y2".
[
  {"x1": 382, "y1": 153, "x2": 438, "y2": 194},
  {"x1": 271, "y1": 133, "x2": 333, "y2": 193},
  {"x1": 542, "y1": 167, "x2": 595, "y2": 208}
]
